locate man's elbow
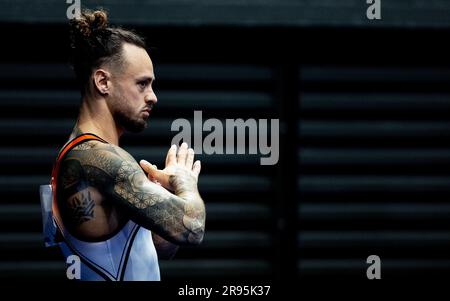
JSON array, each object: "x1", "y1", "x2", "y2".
[
  {"x1": 180, "y1": 216, "x2": 205, "y2": 245},
  {"x1": 188, "y1": 229, "x2": 205, "y2": 245},
  {"x1": 173, "y1": 227, "x2": 204, "y2": 246}
]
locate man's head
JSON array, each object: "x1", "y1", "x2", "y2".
[{"x1": 70, "y1": 9, "x2": 157, "y2": 133}]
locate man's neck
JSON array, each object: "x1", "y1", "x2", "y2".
[{"x1": 72, "y1": 96, "x2": 123, "y2": 145}]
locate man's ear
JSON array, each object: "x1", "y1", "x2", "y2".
[{"x1": 93, "y1": 69, "x2": 111, "y2": 95}]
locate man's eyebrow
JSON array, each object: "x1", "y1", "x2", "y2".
[{"x1": 136, "y1": 76, "x2": 155, "y2": 82}]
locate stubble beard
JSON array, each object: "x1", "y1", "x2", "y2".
[
  {"x1": 112, "y1": 93, "x2": 148, "y2": 133},
  {"x1": 115, "y1": 109, "x2": 148, "y2": 133}
]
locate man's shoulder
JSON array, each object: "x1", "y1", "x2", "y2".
[
  {"x1": 63, "y1": 139, "x2": 139, "y2": 172},
  {"x1": 57, "y1": 139, "x2": 143, "y2": 198},
  {"x1": 71, "y1": 139, "x2": 105, "y2": 151}
]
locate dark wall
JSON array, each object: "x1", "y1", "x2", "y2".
[{"x1": 1, "y1": 1, "x2": 450, "y2": 287}]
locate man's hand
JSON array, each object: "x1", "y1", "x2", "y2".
[
  {"x1": 139, "y1": 142, "x2": 201, "y2": 192},
  {"x1": 139, "y1": 142, "x2": 205, "y2": 245}
]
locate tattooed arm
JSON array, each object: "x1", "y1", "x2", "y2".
[{"x1": 60, "y1": 141, "x2": 205, "y2": 245}]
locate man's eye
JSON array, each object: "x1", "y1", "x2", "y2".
[{"x1": 138, "y1": 82, "x2": 147, "y2": 89}]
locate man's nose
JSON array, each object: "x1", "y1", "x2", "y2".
[{"x1": 145, "y1": 92, "x2": 157, "y2": 104}]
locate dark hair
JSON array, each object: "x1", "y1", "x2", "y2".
[{"x1": 69, "y1": 9, "x2": 146, "y2": 95}]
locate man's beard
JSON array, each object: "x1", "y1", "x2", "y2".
[{"x1": 114, "y1": 108, "x2": 148, "y2": 133}]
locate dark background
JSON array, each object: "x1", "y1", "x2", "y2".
[{"x1": 1, "y1": 0, "x2": 450, "y2": 285}]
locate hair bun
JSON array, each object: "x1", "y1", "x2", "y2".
[{"x1": 71, "y1": 9, "x2": 108, "y2": 38}]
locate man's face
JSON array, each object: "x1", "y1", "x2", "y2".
[{"x1": 109, "y1": 43, "x2": 157, "y2": 133}]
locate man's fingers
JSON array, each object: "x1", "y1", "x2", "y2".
[
  {"x1": 149, "y1": 164, "x2": 158, "y2": 180},
  {"x1": 140, "y1": 160, "x2": 171, "y2": 189},
  {"x1": 177, "y1": 142, "x2": 188, "y2": 165},
  {"x1": 192, "y1": 160, "x2": 201, "y2": 177},
  {"x1": 186, "y1": 148, "x2": 195, "y2": 169},
  {"x1": 140, "y1": 159, "x2": 156, "y2": 174},
  {"x1": 140, "y1": 160, "x2": 160, "y2": 180},
  {"x1": 165, "y1": 144, "x2": 177, "y2": 166}
]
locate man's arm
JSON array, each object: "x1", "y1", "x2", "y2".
[{"x1": 62, "y1": 141, "x2": 205, "y2": 245}]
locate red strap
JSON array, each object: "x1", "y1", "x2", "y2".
[{"x1": 51, "y1": 134, "x2": 106, "y2": 230}]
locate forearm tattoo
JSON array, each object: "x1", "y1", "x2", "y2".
[
  {"x1": 58, "y1": 137, "x2": 205, "y2": 244},
  {"x1": 170, "y1": 173, "x2": 205, "y2": 243},
  {"x1": 114, "y1": 160, "x2": 165, "y2": 208}
]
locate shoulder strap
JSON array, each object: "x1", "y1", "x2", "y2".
[
  {"x1": 54, "y1": 133, "x2": 107, "y2": 163},
  {"x1": 51, "y1": 133, "x2": 107, "y2": 232}
]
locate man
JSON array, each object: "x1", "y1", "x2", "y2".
[{"x1": 41, "y1": 9, "x2": 206, "y2": 281}]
